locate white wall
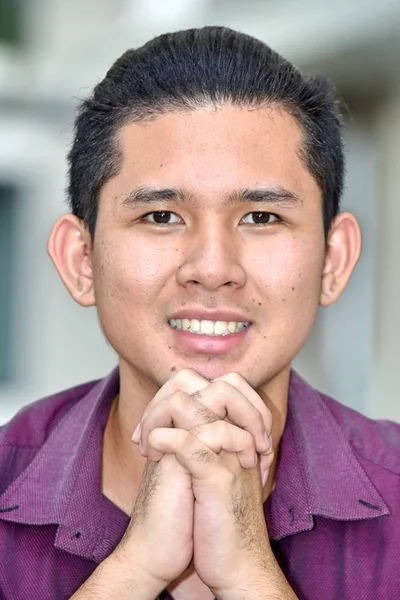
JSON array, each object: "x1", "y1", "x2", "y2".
[
  {"x1": 0, "y1": 116, "x2": 116, "y2": 422},
  {"x1": 369, "y1": 89, "x2": 400, "y2": 421},
  {"x1": 294, "y1": 117, "x2": 378, "y2": 413}
]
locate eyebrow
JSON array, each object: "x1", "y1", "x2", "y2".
[
  {"x1": 120, "y1": 186, "x2": 302, "y2": 209},
  {"x1": 121, "y1": 187, "x2": 192, "y2": 208},
  {"x1": 227, "y1": 187, "x2": 302, "y2": 208}
]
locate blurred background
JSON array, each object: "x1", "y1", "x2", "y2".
[{"x1": 0, "y1": 0, "x2": 399, "y2": 424}]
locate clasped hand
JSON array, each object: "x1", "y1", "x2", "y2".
[{"x1": 127, "y1": 369, "x2": 275, "y2": 599}]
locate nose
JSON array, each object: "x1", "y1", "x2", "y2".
[{"x1": 176, "y1": 221, "x2": 247, "y2": 291}]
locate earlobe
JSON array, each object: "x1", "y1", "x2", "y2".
[
  {"x1": 319, "y1": 212, "x2": 362, "y2": 307},
  {"x1": 47, "y1": 214, "x2": 96, "y2": 307}
]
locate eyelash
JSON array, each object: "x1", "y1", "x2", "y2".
[{"x1": 139, "y1": 211, "x2": 282, "y2": 226}]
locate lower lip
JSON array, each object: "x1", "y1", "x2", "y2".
[{"x1": 168, "y1": 324, "x2": 251, "y2": 354}]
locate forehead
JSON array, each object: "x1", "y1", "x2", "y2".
[{"x1": 106, "y1": 105, "x2": 320, "y2": 202}]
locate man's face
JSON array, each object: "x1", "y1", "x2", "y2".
[{"x1": 92, "y1": 105, "x2": 326, "y2": 388}]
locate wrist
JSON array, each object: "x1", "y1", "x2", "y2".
[
  {"x1": 111, "y1": 546, "x2": 168, "y2": 599},
  {"x1": 212, "y1": 556, "x2": 298, "y2": 600},
  {"x1": 70, "y1": 550, "x2": 167, "y2": 600},
  {"x1": 215, "y1": 582, "x2": 298, "y2": 600}
]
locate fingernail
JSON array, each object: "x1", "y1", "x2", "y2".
[
  {"x1": 132, "y1": 423, "x2": 141, "y2": 443},
  {"x1": 261, "y1": 468, "x2": 269, "y2": 487},
  {"x1": 264, "y1": 431, "x2": 273, "y2": 452}
]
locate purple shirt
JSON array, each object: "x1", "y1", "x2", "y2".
[{"x1": 0, "y1": 368, "x2": 399, "y2": 599}]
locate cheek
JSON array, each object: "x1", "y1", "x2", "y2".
[
  {"x1": 93, "y1": 237, "x2": 178, "y2": 310},
  {"x1": 252, "y1": 236, "x2": 324, "y2": 313},
  {"x1": 249, "y1": 237, "x2": 324, "y2": 374}
]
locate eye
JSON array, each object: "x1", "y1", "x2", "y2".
[
  {"x1": 141, "y1": 211, "x2": 182, "y2": 225},
  {"x1": 241, "y1": 212, "x2": 280, "y2": 225}
]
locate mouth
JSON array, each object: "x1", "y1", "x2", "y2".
[{"x1": 168, "y1": 318, "x2": 250, "y2": 337}]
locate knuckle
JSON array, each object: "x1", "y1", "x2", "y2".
[
  {"x1": 178, "y1": 428, "x2": 193, "y2": 449},
  {"x1": 220, "y1": 372, "x2": 242, "y2": 386},
  {"x1": 189, "y1": 424, "x2": 203, "y2": 438},
  {"x1": 194, "y1": 404, "x2": 218, "y2": 424},
  {"x1": 191, "y1": 390, "x2": 203, "y2": 402},
  {"x1": 192, "y1": 448, "x2": 215, "y2": 464},
  {"x1": 211, "y1": 379, "x2": 230, "y2": 395},
  {"x1": 171, "y1": 389, "x2": 191, "y2": 409},
  {"x1": 208, "y1": 381, "x2": 230, "y2": 412},
  {"x1": 174, "y1": 368, "x2": 196, "y2": 385}
]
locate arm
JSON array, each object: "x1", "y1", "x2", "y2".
[
  {"x1": 70, "y1": 454, "x2": 194, "y2": 599},
  {"x1": 70, "y1": 551, "x2": 163, "y2": 600}
]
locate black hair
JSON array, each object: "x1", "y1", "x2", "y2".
[{"x1": 67, "y1": 26, "x2": 345, "y2": 239}]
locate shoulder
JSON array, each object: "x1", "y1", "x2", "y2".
[
  {"x1": 0, "y1": 379, "x2": 102, "y2": 496},
  {"x1": 321, "y1": 392, "x2": 400, "y2": 475},
  {"x1": 0, "y1": 379, "x2": 101, "y2": 449}
]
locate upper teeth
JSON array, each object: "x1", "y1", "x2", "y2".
[{"x1": 168, "y1": 319, "x2": 249, "y2": 336}]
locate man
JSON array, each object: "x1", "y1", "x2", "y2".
[{"x1": 0, "y1": 25, "x2": 399, "y2": 600}]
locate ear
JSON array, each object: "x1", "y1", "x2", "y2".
[
  {"x1": 47, "y1": 214, "x2": 96, "y2": 307},
  {"x1": 319, "y1": 212, "x2": 362, "y2": 307}
]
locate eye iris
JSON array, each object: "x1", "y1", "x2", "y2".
[
  {"x1": 153, "y1": 211, "x2": 171, "y2": 224},
  {"x1": 252, "y1": 212, "x2": 270, "y2": 224}
]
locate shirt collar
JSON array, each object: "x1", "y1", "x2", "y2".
[
  {"x1": 265, "y1": 370, "x2": 390, "y2": 540},
  {"x1": 0, "y1": 368, "x2": 120, "y2": 560},
  {"x1": 0, "y1": 368, "x2": 390, "y2": 553}
]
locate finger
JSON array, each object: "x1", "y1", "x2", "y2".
[
  {"x1": 140, "y1": 390, "x2": 221, "y2": 460},
  {"x1": 212, "y1": 373, "x2": 275, "y2": 481},
  {"x1": 187, "y1": 381, "x2": 271, "y2": 456},
  {"x1": 189, "y1": 421, "x2": 258, "y2": 469},
  {"x1": 189, "y1": 418, "x2": 274, "y2": 482},
  {"x1": 150, "y1": 369, "x2": 210, "y2": 405},
  {"x1": 212, "y1": 372, "x2": 273, "y2": 442},
  {"x1": 138, "y1": 380, "x2": 271, "y2": 458},
  {"x1": 147, "y1": 427, "x2": 230, "y2": 482},
  {"x1": 146, "y1": 420, "x2": 257, "y2": 469},
  {"x1": 132, "y1": 369, "x2": 210, "y2": 442},
  {"x1": 259, "y1": 448, "x2": 275, "y2": 487}
]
